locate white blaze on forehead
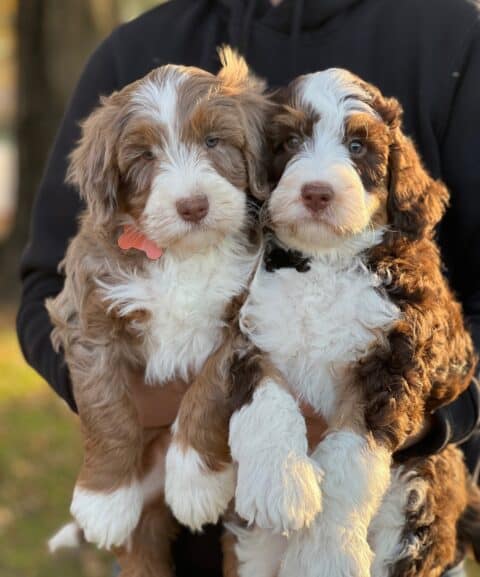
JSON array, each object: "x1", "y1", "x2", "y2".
[
  {"x1": 275, "y1": 69, "x2": 379, "y2": 190},
  {"x1": 278, "y1": 68, "x2": 381, "y2": 181},
  {"x1": 132, "y1": 68, "x2": 205, "y2": 172},
  {"x1": 299, "y1": 68, "x2": 378, "y2": 135},
  {"x1": 131, "y1": 68, "x2": 185, "y2": 130}
]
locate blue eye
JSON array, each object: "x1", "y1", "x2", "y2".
[
  {"x1": 348, "y1": 139, "x2": 365, "y2": 156},
  {"x1": 205, "y1": 136, "x2": 220, "y2": 148}
]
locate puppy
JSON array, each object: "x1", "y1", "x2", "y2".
[
  {"x1": 46, "y1": 50, "x2": 321, "y2": 576},
  {"x1": 226, "y1": 69, "x2": 479, "y2": 577}
]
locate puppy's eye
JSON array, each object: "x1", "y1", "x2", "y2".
[
  {"x1": 142, "y1": 150, "x2": 155, "y2": 161},
  {"x1": 283, "y1": 135, "x2": 302, "y2": 153},
  {"x1": 348, "y1": 139, "x2": 365, "y2": 156},
  {"x1": 205, "y1": 136, "x2": 220, "y2": 149}
]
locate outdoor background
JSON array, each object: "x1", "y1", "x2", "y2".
[
  {"x1": 0, "y1": 1, "x2": 478, "y2": 577},
  {"x1": 0, "y1": 2, "x2": 160, "y2": 576}
]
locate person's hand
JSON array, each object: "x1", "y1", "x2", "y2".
[
  {"x1": 300, "y1": 401, "x2": 329, "y2": 451},
  {"x1": 132, "y1": 376, "x2": 434, "y2": 449},
  {"x1": 130, "y1": 375, "x2": 189, "y2": 429},
  {"x1": 132, "y1": 376, "x2": 332, "y2": 436}
]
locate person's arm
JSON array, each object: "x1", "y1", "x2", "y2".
[
  {"x1": 396, "y1": 22, "x2": 480, "y2": 462},
  {"x1": 16, "y1": 35, "x2": 120, "y2": 411}
]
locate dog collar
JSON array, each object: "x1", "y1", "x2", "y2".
[{"x1": 263, "y1": 232, "x2": 311, "y2": 273}]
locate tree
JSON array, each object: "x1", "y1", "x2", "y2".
[{"x1": 0, "y1": 0, "x2": 120, "y2": 300}]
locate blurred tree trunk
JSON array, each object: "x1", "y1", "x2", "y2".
[{"x1": 0, "y1": 0, "x2": 119, "y2": 301}]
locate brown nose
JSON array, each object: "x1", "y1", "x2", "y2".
[
  {"x1": 176, "y1": 195, "x2": 209, "y2": 223},
  {"x1": 301, "y1": 182, "x2": 334, "y2": 213}
]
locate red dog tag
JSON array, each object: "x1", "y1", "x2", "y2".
[{"x1": 118, "y1": 225, "x2": 163, "y2": 260}]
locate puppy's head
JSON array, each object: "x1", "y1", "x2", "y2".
[
  {"x1": 266, "y1": 69, "x2": 449, "y2": 255},
  {"x1": 68, "y1": 47, "x2": 268, "y2": 253}
]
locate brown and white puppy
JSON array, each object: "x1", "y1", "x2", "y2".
[
  {"x1": 47, "y1": 50, "x2": 322, "y2": 576},
  {"x1": 227, "y1": 69, "x2": 479, "y2": 577}
]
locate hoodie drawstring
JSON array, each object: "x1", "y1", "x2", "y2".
[
  {"x1": 228, "y1": 0, "x2": 258, "y2": 58},
  {"x1": 228, "y1": 0, "x2": 245, "y2": 51},
  {"x1": 201, "y1": 2, "x2": 224, "y2": 70},
  {"x1": 290, "y1": 0, "x2": 305, "y2": 76},
  {"x1": 241, "y1": 0, "x2": 258, "y2": 57}
]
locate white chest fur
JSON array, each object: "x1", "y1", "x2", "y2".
[
  {"x1": 102, "y1": 239, "x2": 258, "y2": 384},
  {"x1": 241, "y1": 253, "x2": 400, "y2": 420}
]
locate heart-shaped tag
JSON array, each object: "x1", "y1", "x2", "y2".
[{"x1": 118, "y1": 225, "x2": 163, "y2": 260}]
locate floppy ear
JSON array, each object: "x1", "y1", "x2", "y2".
[
  {"x1": 217, "y1": 45, "x2": 270, "y2": 200},
  {"x1": 67, "y1": 93, "x2": 123, "y2": 226},
  {"x1": 387, "y1": 130, "x2": 449, "y2": 239},
  {"x1": 371, "y1": 92, "x2": 449, "y2": 239}
]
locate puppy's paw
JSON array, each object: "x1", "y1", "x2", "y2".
[
  {"x1": 235, "y1": 452, "x2": 323, "y2": 534},
  {"x1": 70, "y1": 483, "x2": 142, "y2": 549},
  {"x1": 165, "y1": 443, "x2": 235, "y2": 531}
]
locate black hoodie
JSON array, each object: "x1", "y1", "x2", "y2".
[{"x1": 17, "y1": 0, "x2": 480, "y2": 476}]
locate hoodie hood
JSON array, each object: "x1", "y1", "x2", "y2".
[
  {"x1": 218, "y1": 0, "x2": 362, "y2": 34},
  {"x1": 217, "y1": 0, "x2": 362, "y2": 74},
  {"x1": 260, "y1": 0, "x2": 362, "y2": 33}
]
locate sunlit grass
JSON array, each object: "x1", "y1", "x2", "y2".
[
  {"x1": 0, "y1": 315, "x2": 112, "y2": 577},
  {"x1": 0, "y1": 327, "x2": 44, "y2": 400},
  {"x1": 468, "y1": 560, "x2": 480, "y2": 577}
]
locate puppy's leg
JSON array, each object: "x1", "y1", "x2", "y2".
[
  {"x1": 230, "y1": 375, "x2": 323, "y2": 534},
  {"x1": 222, "y1": 528, "x2": 240, "y2": 577},
  {"x1": 224, "y1": 521, "x2": 286, "y2": 577},
  {"x1": 69, "y1": 353, "x2": 144, "y2": 550},
  {"x1": 115, "y1": 498, "x2": 179, "y2": 577},
  {"x1": 115, "y1": 430, "x2": 175, "y2": 577},
  {"x1": 279, "y1": 430, "x2": 391, "y2": 577},
  {"x1": 369, "y1": 446, "x2": 468, "y2": 577},
  {"x1": 165, "y1": 344, "x2": 237, "y2": 530}
]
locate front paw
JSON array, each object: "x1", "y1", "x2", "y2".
[
  {"x1": 165, "y1": 443, "x2": 235, "y2": 531},
  {"x1": 70, "y1": 483, "x2": 143, "y2": 549},
  {"x1": 235, "y1": 452, "x2": 323, "y2": 534}
]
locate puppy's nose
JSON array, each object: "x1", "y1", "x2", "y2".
[
  {"x1": 176, "y1": 195, "x2": 209, "y2": 223},
  {"x1": 301, "y1": 182, "x2": 334, "y2": 213}
]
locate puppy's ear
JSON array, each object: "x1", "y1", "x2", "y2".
[
  {"x1": 67, "y1": 93, "x2": 123, "y2": 226},
  {"x1": 217, "y1": 46, "x2": 270, "y2": 200},
  {"x1": 372, "y1": 93, "x2": 449, "y2": 239}
]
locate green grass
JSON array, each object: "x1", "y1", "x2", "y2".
[
  {"x1": 1, "y1": 312, "x2": 479, "y2": 577},
  {"x1": 0, "y1": 317, "x2": 112, "y2": 577}
]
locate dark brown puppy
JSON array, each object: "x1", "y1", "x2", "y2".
[{"x1": 225, "y1": 69, "x2": 479, "y2": 577}]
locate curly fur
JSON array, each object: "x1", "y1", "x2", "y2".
[
  {"x1": 47, "y1": 49, "x2": 276, "y2": 576},
  {"x1": 226, "y1": 69, "x2": 478, "y2": 577}
]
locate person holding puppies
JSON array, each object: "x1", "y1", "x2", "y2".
[{"x1": 18, "y1": 1, "x2": 480, "y2": 575}]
